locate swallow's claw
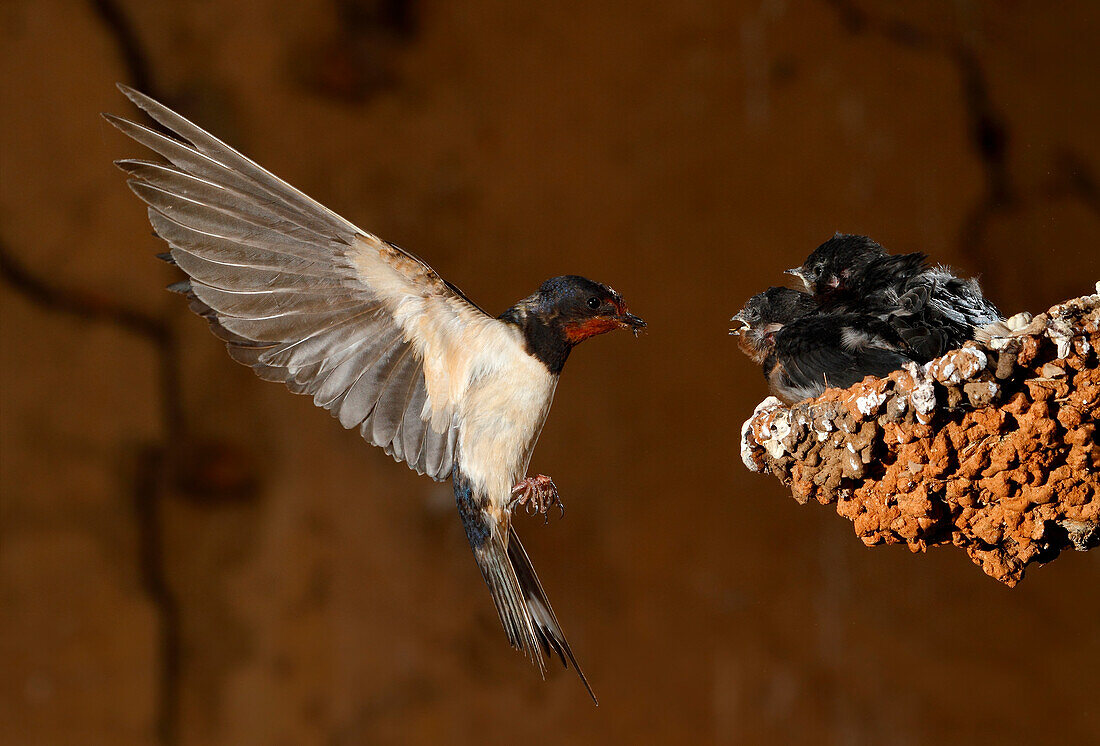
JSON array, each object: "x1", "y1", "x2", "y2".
[{"x1": 509, "y1": 474, "x2": 563, "y2": 522}]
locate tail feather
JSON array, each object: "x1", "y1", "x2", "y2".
[
  {"x1": 477, "y1": 532, "x2": 543, "y2": 670},
  {"x1": 507, "y1": 527, "x2": 597, "y2": 705},
  {"x1": 472, "y1": 527, "x2": 597, "y2": 704}
]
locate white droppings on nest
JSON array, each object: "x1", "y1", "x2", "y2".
[
  {"x1": 911, "y1": 375, "x2": 938, "y2": 424},
  {"x1": 855, "y1": 388, "x2": 887, "y2": 416},
  {"x1": 933, "y1": 347, "x2": 988, "y2": 383},
  {"x1": 739, "y1": 425, "x2": 757, "y2": 471},
  {"x1": 911, "y1": 377, "x2": 937, "y2": 416},
  {"x1": 1053, "y1": 333, "x2": 1073, "y2": 359},
  {"x1": 958, "y1": 348, "x2": 988, "y2": 379},
  {"x1": 739, "y1": 414, "x2": 762, "y2": 472},
  {"x1": 741, "y1": 396, "x2": 785, "y2": 472},
  {"x1": 811, "y1": 414, "x2": 835, "y2": 441},
  {"x1": 761, "y1": 411, "x2": 792, "y2": 459},
  {"x1": 895, "y1": 362, "x2": 938, "y2": 421},
  {"x1": 1038, "y1": 284, "x2": 1100, "y2": 358},
  {"x1": 1044, "y1": 311, "x2": 1076, "y2": 358}
]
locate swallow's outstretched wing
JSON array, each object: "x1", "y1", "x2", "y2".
[{"x1": 106, "y1": 84, "x2": 501, "y2": 481}]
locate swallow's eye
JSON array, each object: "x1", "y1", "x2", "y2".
[{"x1": 586, "y1": 297, "x2": 601, "y2": 310}]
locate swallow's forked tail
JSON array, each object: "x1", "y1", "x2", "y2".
[{"x1": 472, "y1": 528, "x2": 597, "y2": 704}]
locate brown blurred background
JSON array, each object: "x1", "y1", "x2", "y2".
[{"x1": 2, "y1": 1, "x2": 1098, "y2": 744}]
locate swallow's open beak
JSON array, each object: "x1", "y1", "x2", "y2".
[
  {"x1": 619, "y1": 312, "x2": 647, "y2": 337},
  {"x1": 729, "y1": 312, "x2": 749, "y2": 336}
]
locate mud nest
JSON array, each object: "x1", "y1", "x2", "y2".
[{"x1": 741, "y1": 285, "x2": 1100, "y2": 586}]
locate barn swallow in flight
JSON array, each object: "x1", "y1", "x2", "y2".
[
  {"x1": 786, "y1": 233, "x2": 1003, "y2": 360},
  {"x1": 106, "y1": 84, "x2": 646, "y2": 702},
  {"x1": 731, "y1": 287, "x2": 915, "y2": 404}
]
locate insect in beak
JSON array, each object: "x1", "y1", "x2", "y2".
[{"x1": 619, "y1": 313, "x2": 647, "y2": 337}]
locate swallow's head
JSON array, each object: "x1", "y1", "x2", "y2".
[
  {"x1": 730, "y1": 286, "x2": 814, "y2": 363},
  {"x1": 535, "y1": 275, "x2": 646, "y2": 344},
  {"x1": 786, "y1": 233, "x2": 886, "y2": 297}
]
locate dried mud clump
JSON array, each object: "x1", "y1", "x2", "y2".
[{"x1": 741, "y1": 286, "x2": 1100, "y2": 586}]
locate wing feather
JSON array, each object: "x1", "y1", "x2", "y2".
[
  {"x1": 129, "y1": 181, "x2": 335, "y2": 256},
  {"x1": 115, "y1": 86, "x2": 356, "y2": 240},
  {"x1": 149, "y1": 210, "x2": 340, "y2": 276},
  {"x1": 326, "y1": 332, "x2": 406, "y2": 415},
  {"x1": 779, "y1": 317, "x2": 913, "y2": 393},
  {"x1": 380, "y1": 360, "x2": 423, "y2": 465},
  {"x1": 368, "y1": 348, "x2": 419, "y2": 446},
  {"x1": 118, "y1": 160, "x2": 337, "y2": 245},
  {"x1": 107, "y1": 85, "x2": 513, "y2": 481},
  {"x1": 398, "y1": 376, "x2": 431, "y2": 465},
  {"x1": 165, "y1": 244, "x2": 346, "y2": 292}
]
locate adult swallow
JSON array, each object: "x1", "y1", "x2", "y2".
[
  {"x1": 105, "y1": 84, "x2": 645, "y2": 702},
  {"x1": 786, "y1": 233, "x2": 1003, "y2": 360},
  {"x1": 732, "y1": 287, "x2": 914, "y2": 403}
]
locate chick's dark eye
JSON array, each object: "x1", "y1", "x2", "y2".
[{"x1": 586, "y1": 297, "x2": 601, "y2": 310}]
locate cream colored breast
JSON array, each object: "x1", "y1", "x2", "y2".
[{"x1": 456, "y1": 327, "x2": 558, "y2": 503}]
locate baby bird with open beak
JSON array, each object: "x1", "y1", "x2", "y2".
[
  {"x1": 730, "y1": 286, "x2": 816, "y2": 365},
  {"x1": 732, "y1": 287, "x2": 915, "y2": 404}
]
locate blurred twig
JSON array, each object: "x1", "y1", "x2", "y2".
[
  {"x1": 0, "y1": 233, "x2": 184, "y2": 746},
  {"x1": 86, "y1": 1, "x2": 186, "y2": 738},
  {"x1": 86, "y1": 2, "x2": 184, "y2": 740},
  {"x1": 822, "y1": 1, "x2": 1011, "y2": 199},
  {"x1": 0, "y1": 2, "x2": 185, "y2": 743},
  {"x1": 822, "y1": 1, "x2": 1011, "y2": 280},
  {"x1": 823, "y1": 0, "x2": 1100, "y2": 301},
  {"x1": 88, "y1": 0, "x2": 160, "y2": 99},
  {"x1": 0, "y1": 239, "x2": 166, "y2": 341},
  {"x1": 0, "y1": 239, "x2": 182, "y2": 434}
]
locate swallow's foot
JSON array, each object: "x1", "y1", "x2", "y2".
[{"x1": 510, "y1": 474, "x2": 564, "y2": 523}]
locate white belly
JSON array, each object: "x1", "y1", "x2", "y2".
[{"x1": 456, "y1": 352, "x2": 558, "y2": 505}]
